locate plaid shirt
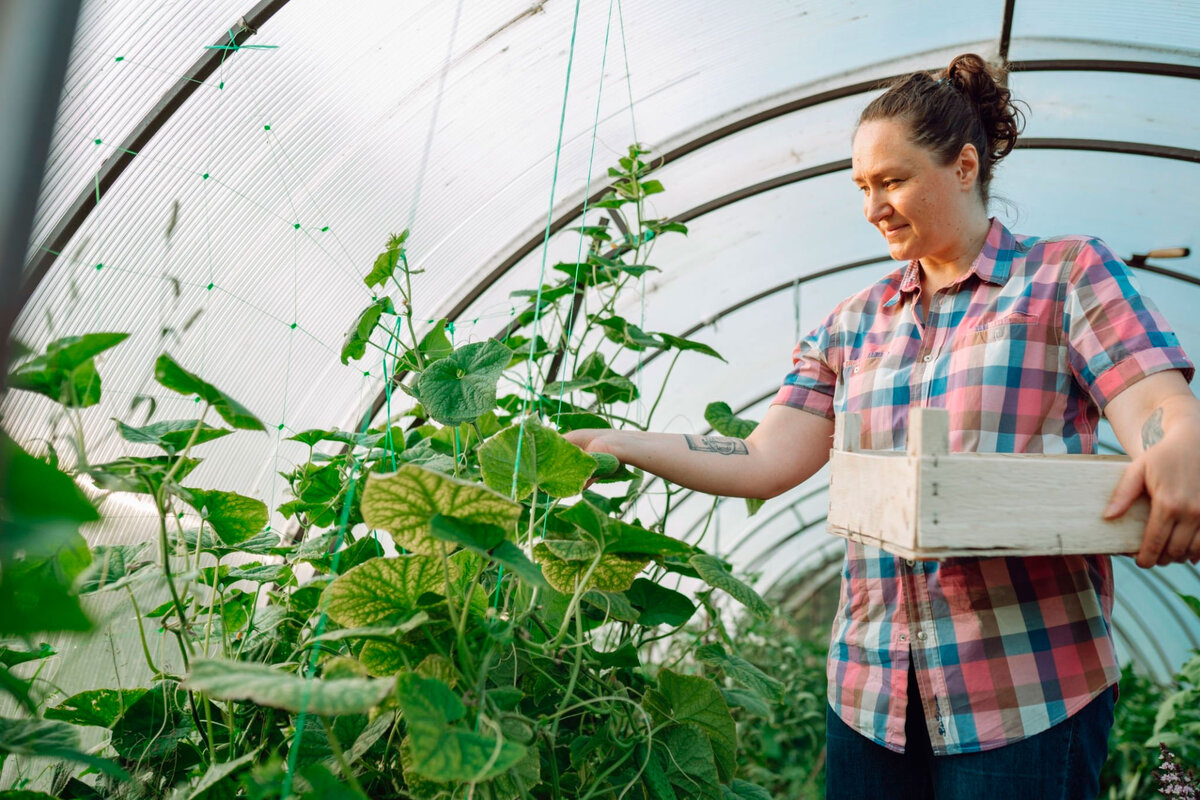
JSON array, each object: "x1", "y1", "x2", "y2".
[{"x1": 773, "y1": 217, "x2": 1194, "y2": 755}]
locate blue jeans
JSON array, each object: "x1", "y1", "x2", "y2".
[{"x1": 825, "y1": 667, "x2": 1116, "y2": 800}]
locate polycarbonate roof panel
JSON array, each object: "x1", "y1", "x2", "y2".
[
  {"x1": 28, "y1": 0, "x2": 251, "y2": 256},
  {"x1": 1008, "y1": 0, "x2": 1200, "y2": 65}
]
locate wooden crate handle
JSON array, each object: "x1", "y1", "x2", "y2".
[
  {"x1": 907, "y1": 407, "x2": 950, "y2": 457},
  {"x1": 834, "y1": 412, "x2": 863, "y2": 453}
]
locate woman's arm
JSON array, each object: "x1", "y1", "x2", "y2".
[
  {"x1": 566, "y1": 404, "x2": 834, "y2": 500},
  {"x1": 1102, "y1": 370, "x2": 1200, "y2": 567}
]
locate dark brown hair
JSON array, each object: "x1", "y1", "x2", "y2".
[{"x1": 858, "y1": 54, "x2": 1025, "y2": 203}]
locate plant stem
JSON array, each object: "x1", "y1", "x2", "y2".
[{"x1": 643, "y1": 349, "x2": 682, "y2": 429}]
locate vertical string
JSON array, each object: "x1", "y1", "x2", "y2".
[{"x1": 509, "y1": 0, "x2": 584, "y2": 500}]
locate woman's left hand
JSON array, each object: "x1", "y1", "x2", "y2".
[{"x1": 1104, "y1": 373, "x2": 1200, "y2": 568}]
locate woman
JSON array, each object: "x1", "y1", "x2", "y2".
[{"x1": 566, "y1": 54, "x2": 1200, "y2": 799}]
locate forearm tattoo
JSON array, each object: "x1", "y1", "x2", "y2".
[
  {"x1": 684, "y1": 434, "x2": 748, "y2": 455},
  {"x1": 1141, "y1": 407, "x2": 1165, "y2": 451}
]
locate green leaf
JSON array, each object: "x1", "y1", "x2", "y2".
[
  {"x1": 86, "y1": 455, "x2": 199, "y2": 495},
  {"x1": 722, "y1": 779, "x2": 774, "y2": 800},
  {"x1": 182, "y1": 488, "x2": 268, "y2": 545},
  {"x1": 185, "y1": 750, "x2": 261, "y2": 800},
  {"x1": 1178, "y1": 593, "x2": 1200, "y2": 621},
  {"x1": 695, "y1": 643, "x2": 785, "y2": 703},
  {"x1": 175, "y1": 526, "x2": 280, "y2": 557},
  {"x1": 478, "y1": 420, "x2": 599, "y2": 500},
  {"x1": 7, "y1": 332, "x2": 129, "y2": 408},
  {"x1": 704, "y1": 402, "x2": 758, "y2": 439},
  {"x1": 416, "y1": 340, "x2": 512, "y2": 425},
  {"x1": 359, "y1": 465, "x2": 520, "y2": 555},
  {"x1": 76, "y1": 543, "x2": 149, "y2": 593},
  {"x1": 533, "y1": 544, "x2": 649, "y2": 593},
  {"x1": 689, "y1": 553, "x2": 771, "y2": 621},
  {"x1": 0, "y1": 643, "x2": 55, "y2": 668},
  {"x1": 297, "y1": 762, "x2": 369, "y2": 799},
  {"x1": 657, "y1": 724, "x2": 721, "y2": 800},
  {"x1": 396, "y1": 673, "x2": 527, "y2": 782},
  {"x1": 427, "y1": 513, "x2": 505, "y2": 551},
  {"x1": 551, "y1": 412, "x2": 611, "y2": 432},
  {"x1": 490, "y1": 540, "x2": 549, "y2": 590},
  {"x1": 1, "y1": 433, "x2": 98, "y2": 561},
  {"x1": 183, "y1": 659, "x2": 393, "y2": 715},
  {"x1": 364, "y1": 230, "x2": 408, "y2": 289},
  {"x1": 592, "y1": 315, "x2": 663, "y2": 351},
  {"x1": 0, "y1": 717, "x2": 129, "y2": 780},
  {"x1": 0, "y1": 533, "x2": 93, "y2": 635},
  {"x1": 658, "y1": 333, "x2": 725, "y2": 362},
  {"x1": 115, "y1": 418, "x2": 231, "y2": 453},
  {"x1": 649, "y1": 670, "x2": 737, "y2": 782},
  {"x1": 44, "y1": 688, "x2": 148, "y2": 728},
  {"x1": 720, "y1": 687, "x2": 770, "y2": 717},
  {"x1": 322, "y1": 552, "x2": 479, "y2": 627},
  {"x1": 625, "y1": 578, "x2": 696, "y2": 627},
  {"x1": 154, "y1": 353, "x2": 265, "y2": 430},
  {"x1": 557, "y1": 500, "x2": 693, "y2": 557},
  {"x1": 307, "y1": 612, "x2": 430, "y2": 647},
  {"x1": 542, "y1": 539, "x2": 599, "y2": 562},
  {"x1": 341, "y1": 295, "x2": 394, "y2": 365}
]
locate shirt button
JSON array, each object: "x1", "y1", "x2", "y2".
[
  {"x1": 916, "y1": 631, "x2": 928, "y2": 641},
  {"x1": 922, "y1": 354, "x2": 933, "y2": 362},
  {"x1": 906, "y1": 559, "x2": 916, "y2": 567},
  {"x1": 899, "y1": 634, "x2": 907, "y2": 642}
]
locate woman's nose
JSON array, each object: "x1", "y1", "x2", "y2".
[{"x1": 865, "y1": 193, "x2": 891, "y2": 224}]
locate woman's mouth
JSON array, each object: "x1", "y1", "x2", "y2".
[{"x1": 884, "y1": 224, "x2": 908, "y2": 239}]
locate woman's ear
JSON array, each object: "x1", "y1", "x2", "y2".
[{"x1": 956, "y1": 143, "x2": 981, "y2": 191}]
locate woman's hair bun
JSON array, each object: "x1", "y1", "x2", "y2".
[{"x1": 941, "y1": 54, "x2": 1023, "y2": 165}]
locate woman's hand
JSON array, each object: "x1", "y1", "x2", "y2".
[{"x1": 1103, "y1": 371, "x2": 1200, "y2": 567}]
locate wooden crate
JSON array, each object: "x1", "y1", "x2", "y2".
[{"x1": 826, "y1": 408, "x2": 1149, "y2": 559}]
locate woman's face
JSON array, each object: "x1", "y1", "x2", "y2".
[{"x1": 851, "y1": 118, "x2": 980, "y2": 265}]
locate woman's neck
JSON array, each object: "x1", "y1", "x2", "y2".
[{"x1": 920, "y1": 213, "x2": 992, "y2": 290}]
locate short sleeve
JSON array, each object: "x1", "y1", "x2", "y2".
[
  {"x1": 772, "y1": 314, "x2": 839, "y2": 420},
  {"x1": 1064, "y1": 239, "x2": 1195, "y2": 411}
]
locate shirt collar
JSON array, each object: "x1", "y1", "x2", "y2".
[{"x1": 883, "y1": 217, "x2": 1015, "y2": 308}]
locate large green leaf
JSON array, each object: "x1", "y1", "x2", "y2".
[
  {"x1": 689, "y1": 554, "x2": 771, "y2": 621},
  {"x1": 154, "y1": 353, "x2": 265, "y2": 431},
  {"x1": 478, "y1": 419, "x2": 598, "y2": 500},
  {"x1": 396, "y1": 673, "x2": 526, "y2": 782},
  {"x1": 417, "y1": 340, "x2": 512, "y2": 425},
  {"x1": 0, "y1": 717, "x2": 129, "y2": 780},
  {"x1": 426, "y1": 516, "x2": 548, "y2": 591},
  {"x1": 532, "y1": 544, "x2": 649, "y2": 593},
  {"x1": 341, "y1": 295, "x2": 394, "y2": 365},
  {"x1": 1, "y1": 433, "x2": 98, "y2": 559},
  {"x1": 115, "y1": 418, "x2": 231, "y2": 453},
  {"x1": 557, "y1": 500, "x2": 692, "y2": 557},
  {"x1": 183, "y1": 660, "x2": 393, "y2": 715},
  {"x1": 44, "y1": 688, "x2": 148, "y2": 728},
  {"x1": 657, "y1": 724, "x2": 721, "y2": 800},
  {"x1": 695, "y1": 643, "x2": 784, "y2": 703},
  {"x1": 8, "y1": 332, "x2": 129, "y2": 408},
  {"x1": 648, "y1": 670, "x2": 737, "y2": 782},
  {"x1": 359, "y1": 465, "x2": 520, "y2": 555},
  {"x1": 0, "y1": 533, "x2": 93, "y2": 635},
  {"x1": 625, "y1": 579, "x2": 696, "y2": 627},
  {"x1": 0, "y1": 644, "x2": 55, "y2": 669},
  {"x1": 321, "y1": 552, "x2": 480, "y2": 628},
  {"x1": 545, "y1": 352, "x2": 639, "y2": 404},
  {"x1": 363, "y1": 230, "x2": 408, "y2": 289},
  {"x1": 182, "y1": 489, "x2": 268, "y2": 545},
  {"x1": 703, "y1": 402, "x2": 758, "y2": 439},
  {"x1": 174, "y1": 526, "x2": 280, "y2": 557}
]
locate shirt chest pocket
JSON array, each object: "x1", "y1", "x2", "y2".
[
  {"x1": 968, "y1": 311, "x2": 1043, "y2": 345},
  {"x1": 840, "y1": 352, "x2": 897, "y2": 414}
]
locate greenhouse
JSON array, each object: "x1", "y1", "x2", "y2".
[{"x1": 1, "y1": 0, "x2": 1199, "y2": 797}]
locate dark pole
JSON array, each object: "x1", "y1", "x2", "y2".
[{"x1": 0, "y1": 0, "x2": 83, "y2": 383}]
